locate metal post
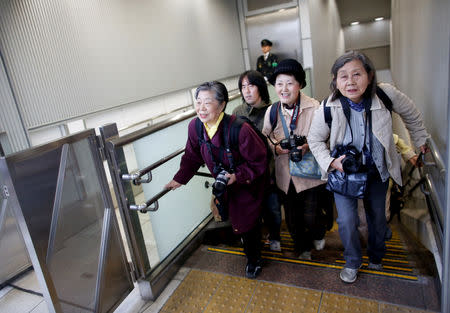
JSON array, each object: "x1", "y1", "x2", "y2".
[
  {"x1": 441, "y1": 43, "x2": 450, "y2": 313},
  {"x1": 98, "y1": 124, "x2": 152, "y2": 299}
]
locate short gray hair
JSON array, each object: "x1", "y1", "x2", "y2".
[
  {"x1": 330, "y1": 51, "x2": 377, "y2": 101},
  {"x1": 195, "y1": 81, "x2": 229, "y2": 111}
]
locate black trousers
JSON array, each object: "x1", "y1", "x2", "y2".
[
  {"x1": 241, "y1": 222, "x2": 261, "y2": 265},
  {"x1": 282, "y1": 182, "x2": 329, "y2": 253}
]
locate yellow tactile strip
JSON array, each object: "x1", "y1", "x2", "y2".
[
  {"x1": 320, "y1": 292, "x2": 379, "y2": 313},
  {"x1": 160, "y1": 269, "x2": 431, "y2": 313},
  {"x1": 204, "y1": 275, "x2": 257, "y2": 313},
  {"x1": 247, "y1": 282, "x2": 321, "y2": 313}
]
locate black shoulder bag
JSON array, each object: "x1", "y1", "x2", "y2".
[{"x1": 326, "y1": 98, "x2": 372, "y2": 199}]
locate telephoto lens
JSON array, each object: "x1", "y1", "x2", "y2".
[
  {"x1": 330, "y1": 144, "x2": 362, "y2": 173},
  {"x1": 341, "y1": 146, "x2": 362, "y2": 173},
  {"x1": 212, "y1": 170, "x2": 229, "y2": 197}
]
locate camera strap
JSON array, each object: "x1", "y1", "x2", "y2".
[
  {"x1": 196, "y1": 115, "x2": 235, "y2": 175},
  {"x1": 278, "y1": 104, "x2": 292, "y2": 139},
  {"x1": 339, "y1": 97, "x2": 373, "y2": 163},
  {"x1": 288, "y1": 97, "x2": 301, "y2": 134}
]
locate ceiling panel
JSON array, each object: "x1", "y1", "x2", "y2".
[{"x1": 336, "y1": 0, "x2": 391, "y2": 26}]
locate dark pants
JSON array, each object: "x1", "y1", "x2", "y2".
[
  {"x1": 283, "y1": 182, "x2": 328, "y2": 253},
  {"x1": 261, "y1": 185, "x2": 282, "y2": 241},
  {"x1": 334, "y1": 173, "x2": 389, "y2": 269},
  {"x1": 241, "y1": 222, "x2": 261, "y2": 265}
]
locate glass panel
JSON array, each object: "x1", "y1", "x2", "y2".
[
  {"x1": 45, "y1": 140, "x2": 105, "y2": 312},
  {"x1": 0, "y1": 193, "x2": 30, "y2": 284},
  {"x1": 225, "y1": 96, "x2": 242, "y2": 114},
  {"x1": 99, "y1": 211, "x2": 133, "y2": 313},
  {"x1": 6, "y1": 136, "x2": 133, "y2": 313},
  {"x1": 132, "y1": 119, "x2": 214, "y2": 266}
]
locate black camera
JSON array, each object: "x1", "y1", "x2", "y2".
[
  {"x1": 212, "y1": 170, "x2": 229, "y2": 198},
  {"x1": 330, "y1": 144, "x2": 363, "y2": 173},
  {"x1": 280, "y1": 135, "x2": 306, "y2": 162}
]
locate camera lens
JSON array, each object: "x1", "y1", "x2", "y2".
[
  {"x1": 280, "y1": 138, "x2": 290, "y2": 150},
  {"x1": 212, "y1": 170, "x2": 229, "y2": 197},
  {"x1": 290, "y1": 148, "x2": 302, "y2": 162},
  {"x1": 342, "y1": 155, "x2": 361, "y2": 173}
]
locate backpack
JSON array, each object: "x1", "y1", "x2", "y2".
[
  {"x1": 195, "y1": 114, "x2": 269, "y2": 173},
  {"x1": 323, "y1": 86, "x2": 393, "y2": 129},
  {"x1": 268, "y1": 101, "x2": 282, "y2": 130}
]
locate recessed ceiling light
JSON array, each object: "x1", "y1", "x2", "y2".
[
  {"x1": 374, "y1": 17, "x2": 384, "y2": 21},
  {"x1": 350, "y1": 21, "x2": 360, "y2": 26}
]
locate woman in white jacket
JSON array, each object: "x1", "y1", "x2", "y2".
[{"x1": 308, "y1": 51, "x2": 429, "y2": 283}]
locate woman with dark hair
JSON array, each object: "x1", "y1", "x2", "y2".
[
  {"x1": 233, "y1": 70, "x2": 282, "y2": 252},
  {"x1": 308, "y1": 51, "x2": 429, "y2": 283},
  {"x1": 262, "y1": 59, "x2": 331, "y2": 260},
  {"x1": 166, "y1": 81, "x2": 269, "y2": 279},
  {"x1": 234, "y1": 70, "x2": 271, "y2": 129}
]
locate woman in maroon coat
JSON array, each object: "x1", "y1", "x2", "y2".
[{"x1": 165, "y1": 81, "x2": 268, "y2": 278}]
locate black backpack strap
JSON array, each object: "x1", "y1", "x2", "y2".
[
  {"x1": 229, "y1": 115, "x2": 244, "y2": 150},
  {"x1": 269, "y1": 101, "x2": 280, "y2": 130},
  {"x1": 222, "y1": 114, "x2": 236, "y2": 173},
  {"x1": 323, "y1": 98, "x2": 332, "y2": 129},
  {"x1": 195, "y1": 117, "x2": 205, "y2": 145},
  {"x1": 376, "y1": 86, "x2": 393, "y2": 113}
]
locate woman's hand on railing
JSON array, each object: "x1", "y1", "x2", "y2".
[
  {"x1": 408, "y1": 155, "x2": 419, "y2": 167},
  {"x1": 165, "y1": 179, "x2": 182, "y2": 190},
  {"x1": 419, "y1": 144, "x2": 430, "y2": 154}
]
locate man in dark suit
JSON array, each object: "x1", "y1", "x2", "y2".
[{"x1": 256, "y1": 39, "x2": 278, "y2": 80}]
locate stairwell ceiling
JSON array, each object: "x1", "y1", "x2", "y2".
[{"x1": 336, "y1": 0, "x2": 391, "y2": 26}]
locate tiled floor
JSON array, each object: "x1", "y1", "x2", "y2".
[
  {"x1": 0, "y1": 270, "x2": 48, "y2": 313},
  {"x1": 1, "y1": 266, "x2": 437, "y2": 313}
]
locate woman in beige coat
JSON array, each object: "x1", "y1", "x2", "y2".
[
  {"x1": 262, "y1": 59, "x2": 332, "y2": 260},
  {"x1": 308, "y1": 51, "x2": 429, "y2": 283}
]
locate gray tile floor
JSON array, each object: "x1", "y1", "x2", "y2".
[{"x1": 0, "y1": 266, "x2": 188, "y2": 313}]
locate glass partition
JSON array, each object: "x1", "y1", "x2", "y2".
[
  {"x1": 225, "y1": 96, "x2": 242, "y2": 114},
  {"x1": 2, "y1": 131, "x2": 133, "y2": 313},
  {"x1": 129, "y1": 119, "x2": 214, "y2": 266}
]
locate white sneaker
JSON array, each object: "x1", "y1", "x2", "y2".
[
  {"x1": 313, "y1": 239, "x2": 326, "y2": 251},
  {"x1": 340, "y1": 267, "x2": 359, "y2": 283},
  {"x1": 269, "y1": 240, "x2": 281, "y2": 252},
  {"x1": 299, "y1": 251, "x2": 312, "y2": 260}
]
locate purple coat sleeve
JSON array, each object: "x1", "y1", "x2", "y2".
[
  {"x1": 173, "y1": 119, "x2": 204, "y2": 185},
  {"x1": 234, "y1": 123, "x2": 268, "y2": 184}
]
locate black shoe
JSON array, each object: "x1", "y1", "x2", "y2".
[{"x1": 245, "y1": 260, "x2": 262, "y2": 279}]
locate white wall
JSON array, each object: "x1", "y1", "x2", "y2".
[
  {"x1": 29, "y1": 77, "x2": 239, "y2": 148},
  {"x1": 0, "y1": 0, "x2": 245, "y2": 153},
  {"x1": 391, "y1": 0, "x2": 450, "y2": 159},
  {"x1": 344, "y1": 20, "x2": 390, "y2": 50},
  {"x1": 303, "y1": 0, "x2": 345, "y2": 100}
]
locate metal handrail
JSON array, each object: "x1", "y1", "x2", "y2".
[
  {"x1": 112, "y1": 88, "x2": 243, "y2": 213},
  {"x1": 122, "y1": 148, "x2": 185, "y2": 185},
  {"x1": 129, "y1": 188, "x2": 170, "y2": 213},
  {"x1": 109, "y1": 90, "x2": 243, "y2": 148},
  {"x1": 419, "y1": 137, "x2": 446, "y2": 223},
  {"x1": 118, "y1": 104, "x2": 193, "y2": 133},
  {"x1": 111, "y1": 110, "x2": 196, "y2": 148},
  {"x1": 423, "y1": 137, "x2": 446, "y2": 174},
  {"x1": 423, "y1": 174, "x2": 445, "y2": 228}
]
